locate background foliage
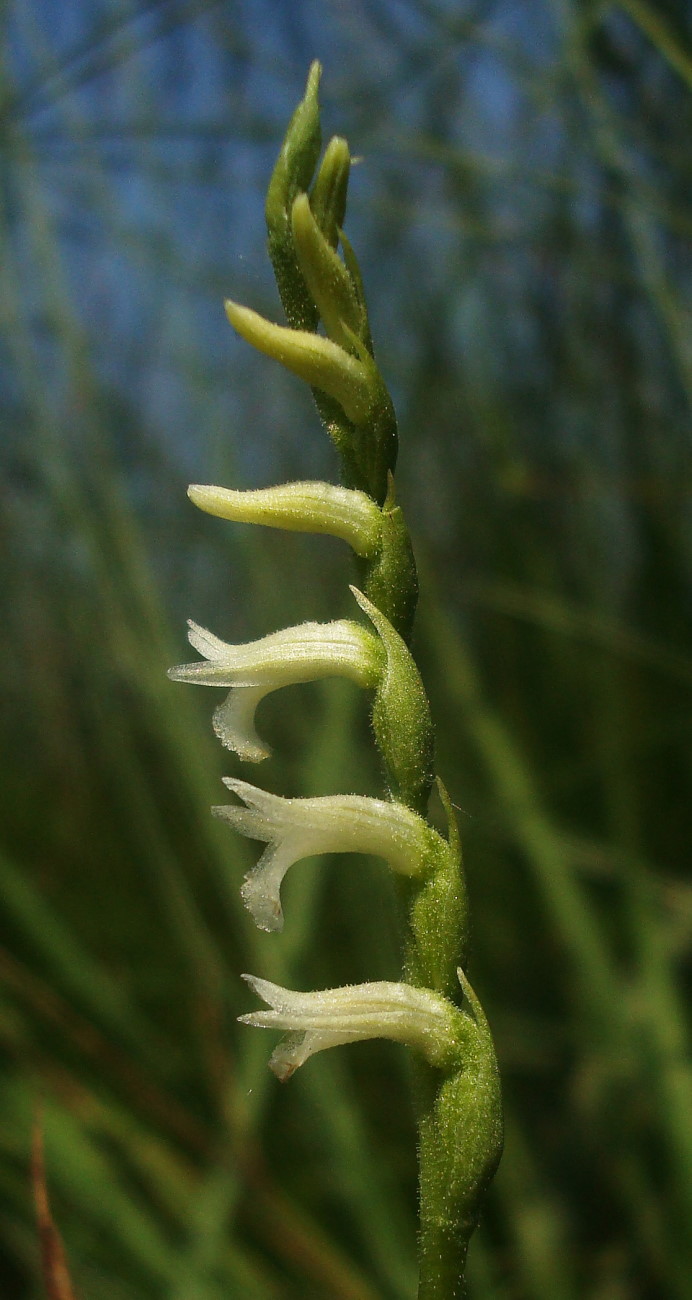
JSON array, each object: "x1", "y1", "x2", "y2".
[{"x1": 2, "y1": 1, "x2": 691, "y2": 1296}]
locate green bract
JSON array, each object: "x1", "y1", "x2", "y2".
[{"x1": 170, "y1": 61, "x2": 502, "y2": 1300}]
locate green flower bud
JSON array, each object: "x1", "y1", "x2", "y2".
[
  {"x1": 265, "y1": 61, "x2": 322, "y2": 228},
  {"x1": 265, "y1": 60, "x2": 322, "y2": 330},
  {"x1": 187, "y1": 480, "x2": 382, "y2": 558},
  {"x1": 339, "y1": 228, "x2": 371, "y2": 348},
  {"x1": 309, "y1": 134, "x2": 351, "y2": 248},
  {"x1": 225, "y1": 299, "x2": 372, "y2": 424},
  {"x1": 291, "y1": 192, "x2": 367, "y2": 350}
]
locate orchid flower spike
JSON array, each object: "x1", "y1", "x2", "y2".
[
  {"x1": 214, "y1": 777, "x2": 452, "y2": 931},
  {"x1": 238, "y1": 974, "x2": 461, "y2": 1079},
  {"x1": 169, "y1": 65, "x2": 504, "y2": 1289},
  {"x1": 168, "y1": 619, "x2": 381, "y2": 762}
]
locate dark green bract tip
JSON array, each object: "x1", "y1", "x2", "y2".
[{"x1": 265, "y1": 61, "x2": 324, "y2": 330}]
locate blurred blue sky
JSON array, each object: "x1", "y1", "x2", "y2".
[
  {"x1": 3, "y1": 0, "x2": 689, "y2": 609},
  {"x1": 4, "y1": 0, "x2": 566, "y2": 477}
]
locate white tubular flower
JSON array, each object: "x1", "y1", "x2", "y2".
[
  {"x1": 214, "y1": 778, "x2": 445, "y2": 931},
  {"x1": 187, "y1": 481, "x2": 382, "y2": 558},
  {"x1": 238, "y1": 974, "x2": 460, "y2": 1079},
  {"x1": 168, "y1": 619, "x2": 381, "y2": 762}
]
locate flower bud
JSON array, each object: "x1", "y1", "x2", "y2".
[
  {"x1": 239, "y1": 973, "x2": 461, "y2": 1079},
  {"x1": 339, "y1": 229, "x2": 370, "y2": 333},
  {"x1": 214, "y1": 778, "x2": 447, "y2": 931},
  {"x1": 225, "y1": 300, "x2": 372, "y2": 424},
  {"x1": 309, "y1": 134, "x2": 350, "y2": 248},
  {"x1": 265, "y1": 60, "x2": 322, "y2": 331},
  {"x1": 265, "y1": 60, "x2": 322, "y2": 233},
  {"x1": 169, "y1": 619, "x2": 381, "y2": 762},
  {"x1": 187, "y1": 480, "x2": 382, "y2": 558},
  {"x1": 291, "y1": 192, "x2": 366, "y2": 350}
]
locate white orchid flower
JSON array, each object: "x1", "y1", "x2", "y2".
[
  {"x1": 238, "y1": 973, "x2": 461, "y2": 1079},
  {"x1": 214, "y1": 777, "x2": 449, "y2": 931},
  {"x1": 168, "y1": 619, "x2": 381, "y2": 762}
]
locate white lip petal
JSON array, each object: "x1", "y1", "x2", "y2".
[
  {"x1": 268, "y1": 1031, "x2": 357, "y2": 1081},
  {"x1": 212, "y1": 688, "x2": 270, "y2": 762},
  {"x1": 239, "y1": 843, "x2": 299, "y2": 932},
  {"x1": 214, "y1": 782, "x2": 303, "y2": 929}
]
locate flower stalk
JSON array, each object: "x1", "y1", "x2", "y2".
[{"x1": 170, "y1": 62, "x2": 502, "y2": 1298}]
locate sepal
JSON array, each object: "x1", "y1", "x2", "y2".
[{"x1": 291, "y1": 192, "x2": 368, "y2": 351}]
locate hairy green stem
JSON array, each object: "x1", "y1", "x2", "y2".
[
  {"x1": 267, "y1": 72, "x2": 502, "y2": 1288},
  {"x1": 255, "y1": 59, "x2": 502, "y2": 1294}
]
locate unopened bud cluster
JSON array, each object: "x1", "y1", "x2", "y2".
[{"x1": 170, "y1": 62, "x2": 502, "y2": 1298}]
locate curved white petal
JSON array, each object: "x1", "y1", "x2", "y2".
[
  {"x1": 212, "y1": 688, "x2": 271, "y2": 763},
  {"x1": 239, "y1": 842, "x2": 303, "y2": 932}
]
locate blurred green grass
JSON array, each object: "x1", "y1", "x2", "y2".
[{"x1": 2, "y1": 2, "x2": 692, "y2": 1297}]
